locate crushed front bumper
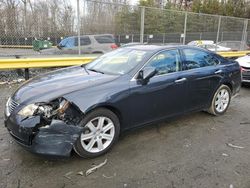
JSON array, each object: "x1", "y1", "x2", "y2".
[{"x1": 5, "y1": 114, "x2": 84, "y2": 158}]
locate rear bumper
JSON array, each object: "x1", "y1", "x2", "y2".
[
  {"x1": 242, "y1": 79, "x2": 250, "y2": 83},
  {"x1": 242, "y1": 71, "x2": 250, "y2": 83},
  {"x1": 5, "y1": 115, "x2": 84, "y2": 158}
]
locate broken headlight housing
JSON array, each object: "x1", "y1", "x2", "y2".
[
  {"x1": 17, "y1": 99, "x2": 82, "y2": 125},
  {"x1": 18, "y1": 104, "x2": 38, "y2": 117}
]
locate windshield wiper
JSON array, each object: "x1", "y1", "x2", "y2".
[
  {"x1": 88, "y1": 68, "x2": 104, "y2": 74},
  {"x1": 81, "y1": 65, "x2": 90, "y2": 75}
]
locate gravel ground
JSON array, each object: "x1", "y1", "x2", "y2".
[
  {"x1": 0, "y1": 83, "x2": 250, "y2": 188},
  {"x1": 0, "y1": 48, "x2": 38, "y2": 57},
  {"x1": 0, "y1": 69, "x2": 58, "y2": 82}
]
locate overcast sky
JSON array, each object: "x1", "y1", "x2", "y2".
[
  {"x1": 69, "y1": 0, "x2": 139, "y2": 9},
  {"x1": 69, "y1": 0, "x2": 139, "y2": 16}
]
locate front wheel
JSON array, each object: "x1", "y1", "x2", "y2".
[
  {"x1": 208, "y1": 84, "x2": 231, "y2": 116},
  {"x1": 74, "y1": 108, "x2": 120, "y2": 158}
]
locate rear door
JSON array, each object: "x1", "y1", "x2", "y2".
[{"x1": 181, "y1": 48, "x2": 223, "y2": 111}]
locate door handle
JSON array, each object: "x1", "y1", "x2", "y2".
[
  {"x1": 175, "y1": 78, "x2": 187, "y2": 83},
  {"x1": 215, "y1": 70, "x2": 222, "y2": 74}
]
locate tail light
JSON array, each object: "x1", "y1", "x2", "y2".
[
  {"x1": 241, "y1": 67, "x2": 246, "y2": 72},
  {"x1": 111, "y1": 44, "x2": 118, "y2": 49}
]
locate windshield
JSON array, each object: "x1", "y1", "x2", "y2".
[{"x1": 86, "y1": 48, "x2": 147, "y2": 75}]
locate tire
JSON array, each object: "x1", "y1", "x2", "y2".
[
  {"x1": 242, "y1": 82, "x2": 250, "y2": 88},
  {"x1": 74, "y1": 108, "x2": 120, "y2": 158},
  {"x1": 208, "y1": 84, "x2": 231, "y2": 116}
]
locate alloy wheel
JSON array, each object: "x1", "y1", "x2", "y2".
[
  {"x1": 80, "y1": 116, "x2": 115, "y2": 153},
  {"x1": 215, "y1": 88, "x2": 230, "y2": 113}
]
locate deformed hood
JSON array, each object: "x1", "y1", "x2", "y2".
[{"x1": 12, "y1": 66, "x2": 118, "y2": 104}]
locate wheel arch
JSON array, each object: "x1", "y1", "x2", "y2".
[
  {"x1": 92, "y1": 51, "x2": 104, "y2": 54},
  {"x1": 85, "y1": 104, "x2": 123, "y2": 128},
  {"x1": 222, "y1": 81, "x2": 233, "y2": 92},
  {"x1": 208, "y1": 81, "x2": 233, "y2": 109}
]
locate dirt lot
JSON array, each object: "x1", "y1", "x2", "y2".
[{"x1": 0, "y1": 84, "x2": 250, "y2": 188}]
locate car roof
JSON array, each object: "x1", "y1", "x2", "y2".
[
  {"x1": 67, "y1": 34, "x2": 114, "y2": 38},
  {"x1": 126, "y1": 44, "x2": 180, "y2": 50},
  {"x1": 125, "y1": 44, "x2": 201, "y2": 52},
  {"x1": 219, "y1": 41, "x2": 242, "y2": 43}
]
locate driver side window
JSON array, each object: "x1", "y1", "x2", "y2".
[{"x1": 145, "y1": 49, "x2": 181, "y2": 76}]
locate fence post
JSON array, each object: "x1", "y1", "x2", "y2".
[
  {"x1": 183, "y1": 12, "x2": 187, "y2": 45},
  {"x1": 77, "y1": 0, "x2": 81, "y2": 55},
  {"x1": 140, "y1": 6, "x2": 145, "y2": 44},
  {"x1": 241, "y1": 19, "x2": 248, "y2": 50},
  {"x1": 215, "y1": 16, "x2": 222, "y2": 52}
]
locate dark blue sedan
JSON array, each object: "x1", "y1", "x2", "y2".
[{"x1": 4, "y1": 45, "x2": 241, "y2": 158}]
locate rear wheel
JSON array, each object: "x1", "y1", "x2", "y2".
[
  {"x1": 74, "y1": 108, "x2": 120, "y2": 158},
  {"x1": 208, "y1": 84, "x2": 231, "y2": 116}
]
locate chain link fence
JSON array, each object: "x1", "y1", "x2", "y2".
[{"x1": 0, "y1": 0, "x2": 249, "y2": 57}]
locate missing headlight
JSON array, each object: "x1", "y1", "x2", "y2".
[{"x1": 35, "y1": 98, "x2": 82, "y2": 126}]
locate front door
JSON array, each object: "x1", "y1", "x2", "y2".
[{"x1": 129, "y1": 49, "x2": 188, "y2": 128}]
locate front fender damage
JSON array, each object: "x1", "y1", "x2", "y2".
[
  {"x1": 17, "y1": 98, "x2": 87, "y2": 158},
  {"x1": 31, "y1": 120, "x2": 85, "y2": 158}
]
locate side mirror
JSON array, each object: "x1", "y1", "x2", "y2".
[
  {"x1": 137, "y1": 66, "x2": 157, "y2": 85},
  {"x1": 57, "y1": 44, "x2": 64, "y2": 49}
]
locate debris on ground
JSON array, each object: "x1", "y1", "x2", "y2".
[
  {"x1": 240, "y1": 122, "x2": 250, "y2": 125},
  {"x1": 86, "y1": 159, "x2": 107, "y2": 176},
  {"x1": 64, "y1": 171, "x2": 73, "y2": 180},
  {"x1": 229, "y1": 184, "x2": 234, "y2": 188},
  {"x1": 0, "y1": 79, "x2": 24, "y2": 85},
  {"x1": 222, "y1": 153, "x2": 229, "y2": 157},
  {"x1": 77, "y1": 171, "x2": 84, "y2": 176},
  {"x1": 227, "y1": 143, "x2": 244, "y2": 149},
  {"x1": 102, "y1": 173, "x2": 116, "y2": 179}
]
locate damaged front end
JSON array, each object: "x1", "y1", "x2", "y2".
[{"x1": 5, "y1": 98, "x2": 85, "y2": 158}]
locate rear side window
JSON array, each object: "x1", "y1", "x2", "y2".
[
  {"x1": 183, "y1": 49, "x2": 220, "y2": 70},
  {"x1": 94, "y1": 36, "x2": 115, "y2": 44},
  {"x1": 146, "y1": 49, "x2": 181, "y2": 75},
  {"x1": 75, "y1": 37, "x2": 91, "y2": 46}
]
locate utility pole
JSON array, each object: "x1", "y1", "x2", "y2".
[
  {"x1": 77, "y1": 0, "x2": 81, "y2": 55},
  {"x1": 21, "y1": 0, "x2": 27, "y2": 35},
  {"x1": 140, "y1": 7, "x2": 145, "y2": 43},
  {"x1": 161, "y1": 0, "x2": 164, "y2": 9}
]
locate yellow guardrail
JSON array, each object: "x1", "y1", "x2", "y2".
[
  {"x1": 0, "y1": 57, "x2": 96, "y2": 69},
  {"x1": 218, "y1": 51, "x2": 250, "y2": 58},
  {"x1": 0, "y1": 51, "x2": 249, "y2": 70}
]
